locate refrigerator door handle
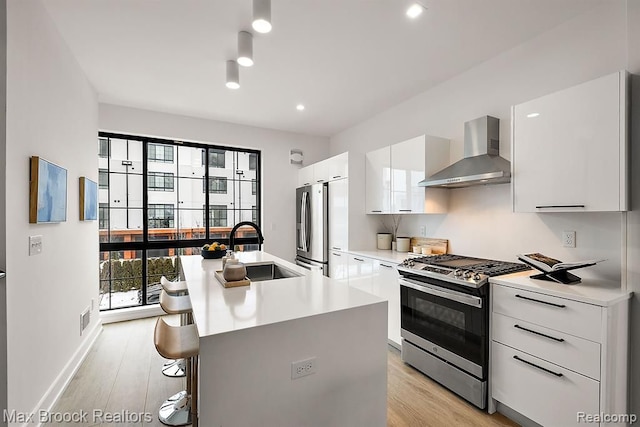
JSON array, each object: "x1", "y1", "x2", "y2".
[
  {"x1": 297, "y1": 192, "x2": 305, "y2": 251},
  {"x1": 304, "y1": 191, "x2": 311, "y2": 252}
]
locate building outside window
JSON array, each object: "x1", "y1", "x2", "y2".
[
  {"x1": 99, "y1": 203, "x2": 109, "y2": 229},
  {"x1": 148, "y1": 204, "x2": 174, "y2": 228},
  {"x1": 203, "y1": 149, "x2": 225, "y2": 168},
  {"x1": 99, "y1": 138, "x2": 109, "y2": 158},
  {"x1": 148, "y1": 143, "x2": 174, "y2": 163},
  {"x1": 148, "y1": 172, "x2": 174, "y2": 191},
  {"x1": 99, "y1": 169, "x2": 108, "y2": 189},
  {"x1": 98, "y1": 133, "x2": 260, "y2": 311},
  {"x1": 204, "y1": 176, "x2": 227, "y2": 194}
]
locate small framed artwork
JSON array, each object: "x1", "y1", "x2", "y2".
[
  {"x1": 29, "y1": 156, "x2": 68, "y2": 223},
  {"x1": 79, "y1": 177, "x2": 98, "y2": 221}
]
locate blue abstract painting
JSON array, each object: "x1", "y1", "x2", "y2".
[
  {"x1": 30, "y1": 157, "x2": 68, "y2": 223},
  {"x1": 80, "y1": 177, "x2": 98, "y2": 221}
]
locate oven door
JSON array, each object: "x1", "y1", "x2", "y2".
[{"x1": 400, "y1": 277, "x2": 487, "y2": 379}]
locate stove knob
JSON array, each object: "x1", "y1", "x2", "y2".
[
  {"x1": 454, "y1": 269, "x2": 463, "y2": 277},
  {"x1": 473, "y1": 273, "x2": 482, "y2": 281},
  {"x1": 463, "y1": 271, "x2": 472, "y2": 279}
]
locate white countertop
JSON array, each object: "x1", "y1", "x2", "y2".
[
  {"x1": 490, "y1": 272, "x2": 632, "y2": 306},
  {"x1": 341, "y1": 249, "x2": 414, "y2": 265},
  {"x1": 181, "y1": 252, "x2": 385, "y2": 338}
]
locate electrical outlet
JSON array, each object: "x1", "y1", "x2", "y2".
[
  {"x1": 291, "y1": 357, "x2": 317, "y2": 380},
  {"x1": 562, "y1": 231, "x2": 576, "y2": 248},
  {"x1": 419, "y1": 226, "x2": 427, "y2": 237}
]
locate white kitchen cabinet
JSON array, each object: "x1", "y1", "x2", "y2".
[
  {"x1": 298, "y1": 165, "x2": 314, "y2": 187},
  {"x1": 372, "y1": 260, "x2": 401, "y2": 348},
  {"x1": 298, "y1": 152, "x2": 350, "y2": 187},
  {"x1": 366, "y1": 135, "x2": 449, "y2": 214},
  {"x1": 365, "y1": 146, "x2": 391, "y2": 213},
  {"x1": 489, "y1": 278, "x2": 631, "y2": 426},
  {"x1": 329, "y1": 250, "x2": 349, "y2": 283},
  {"x1": 347, "y1": 254, "x2": 374, "y2": 294},
  {"x1": 328, "y1": 178, "x2": 349, "y2": 251},
  {"x1": 512, "y1": 70, "x2": 628, "y2": 212},
  {"x1": 326, "y1": 152, "x2": 349, "y2": 181}
]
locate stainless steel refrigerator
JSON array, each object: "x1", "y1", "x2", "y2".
[{"x1": 295, "y1": 183, "x2": 328, "y2": 275}]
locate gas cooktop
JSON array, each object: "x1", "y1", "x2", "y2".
[{"x1": 398, "y1": 254, "x2": 530, "y2": 288}]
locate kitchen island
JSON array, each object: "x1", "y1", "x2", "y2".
[{"x1": 180, "y1": 251, "x2": 388, "y2": 427}]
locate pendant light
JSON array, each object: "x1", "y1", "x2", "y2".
[
  {"x1": 226, "y1": 60, "x2": 240, "y2": 89},
  {"x1": 237, "y1": 31, "x2": 254, "y2": 67},
  {"x1": 252, "y1": 0, "x2": 272, "y2": 34}
]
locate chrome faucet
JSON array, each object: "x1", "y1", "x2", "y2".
[{"x1": 229, "y1": 221, "x2": 264, "y2": 251}]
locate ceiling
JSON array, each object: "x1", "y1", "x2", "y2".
[{"x1": 43, "y1": 0, "x2": 605, "y2": 137}]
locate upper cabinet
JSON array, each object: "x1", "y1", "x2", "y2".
[
  {"x1": 298, "y1": 152, "x2": 349, "y2": 187},
  {"x1": 365, "y1": 146, "x2": 391, "y2": 214},
  {"x1": 366, "y1": 135, "x2": 450, "y2": 214},
  {"x1": 512, "y1": 71, "x2": 628, "y2": 212}
]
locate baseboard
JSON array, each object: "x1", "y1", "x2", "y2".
[
  {"x1": 496, "y1": 402, "x2": 543, "y2": 427},
  {"x1": 99, "y1": 304, "x2": 164, "y2": 324},
  {"x1": 23, "y1": 320, "x2": 102, "y2": 427}
]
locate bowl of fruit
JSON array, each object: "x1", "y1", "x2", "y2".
[{"x1": 201, "y1": 242, "x2": 227, "y2": 259}]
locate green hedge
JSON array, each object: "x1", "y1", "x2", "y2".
[{"x1": 100, "y1": 257, "x2": 180, "y2": 293}]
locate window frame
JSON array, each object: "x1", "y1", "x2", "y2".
[
  {"x1": 148, "y1": 143, "x2": 174, "y2": 163},
  {"x1": 98, "y1": 132, "x2": 261, "y2": 311}
]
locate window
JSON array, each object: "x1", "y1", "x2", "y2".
[
  {"x1": 99, "y1": 138, "x2": 109, "y2": 158},
  {"x1": 249, "y1": 153, "x2": 257, "y2": 170},
  {"x1": 206, "y1": 205, "x2": 227, "y2": 227},
  {"x1": 148, "y1": 143, "x2": 174, "y2": 163},
  {"x1": 99, "y1": 169, "x2": 108, "y2": 189},
  {"x1": 148, "y1": 172, "x2": 174, "y2": 191},
  {"x1": 99, "y1": 203, "x2": 109, "y2": 229},
  {"x1": 99, "y1": 133, "x2": 260, "y2": 311},
  {"x1": 203, "y1": 176, "x2": 227, "y2": 194},
  {"x1": 149, "y1": 204, "x2": 174, "y2": 228},
  {"x1": 203, "y1": 149, "x2": 226, "y2": 168}
]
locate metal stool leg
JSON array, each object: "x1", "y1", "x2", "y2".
[
  {"x1": 191, "y1": 355, "x2": 198, "y2": 427},
  {"x1": 158, "y1": 357, "x2": 192, "y2": 426}
]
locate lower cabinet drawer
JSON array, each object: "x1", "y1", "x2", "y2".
[
  {"x1": 492, "y1": 313, "x2": 601, "y2": 380},
  {"x1": 491, "y1": 342, "x2": 599, "y2": 427}
]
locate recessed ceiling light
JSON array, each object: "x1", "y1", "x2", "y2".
[
  {"x1": 406, "y1": 3, "x2": 425, "y2": 19},
  {"x1": 296, "y1": 104, "x2": 305, "y2": 111},
  {"x1": 527, "y1": 112, "x2": 540, "y2": 118}
]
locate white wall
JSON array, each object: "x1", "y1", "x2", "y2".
[
  {"x1": 6, "y1": 0, "x2": 100, "y2": 419},
  {"x1": 99, "y1": 104, "x2": 330, "y2": 261},
  {"x1": 330, "y1": 1, "x2": 628, "y2": 282},
  {"x1": 0, "y1": 0, "x2": 7, "y2": 423}
]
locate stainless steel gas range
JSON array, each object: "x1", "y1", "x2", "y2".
[{"x1": 397, "y1": 254, "x2": 530, "y2": 409}]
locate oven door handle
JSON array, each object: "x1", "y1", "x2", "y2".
[{"x1": 399, "y1": 278, "x2": 482, "y2": 308}]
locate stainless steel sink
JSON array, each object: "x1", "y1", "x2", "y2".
[{"x1": 245, "y1": 262, "x2": 303, "y2": 281}]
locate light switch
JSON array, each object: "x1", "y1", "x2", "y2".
[{"x1": 29, "y1": 235, "x2": 43, "y2": 256}]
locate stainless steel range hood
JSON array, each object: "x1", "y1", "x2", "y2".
[{"x1": 419, "y1": 116, "x2": 510, "y2": 188}]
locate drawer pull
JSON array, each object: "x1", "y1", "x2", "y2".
[
  {"x1": 332, "y1": 175, "x2": 342, "y2": 179},
  {"x1": 513, "y1": 355, "x2": 564, "y2": 378},
  {"x1": 535, "y1": 205, "x2": 585, "y2": 209},
  {"x1": 515, "y1": 294, "x2": 566, "y2": 308},
  {"x1": 380, "y1": 263, "x2": 393, "y2": 268},
  {"x1": 514, "y1": 324, "x2": 565, "y2": 342},
  {"x1": 371, "y1": 210, "x2": 382, "y2": 213},
  {"x1": 354, "y1": 257, "x2": 364, "y2": 262},
  {"x1": 332, "y1": 253, "x2": 341, "y2": 257}
]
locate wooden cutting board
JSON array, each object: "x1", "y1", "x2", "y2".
[
  {"x1": 214, "y1": 271, "x2": 251, "y2": 288},
  {"x1": 408, "y1": 238, "x2": 448, "y2": 254}
]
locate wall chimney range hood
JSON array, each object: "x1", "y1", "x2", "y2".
[{"x1": 418, "y1": 116, "x2": 510, "y2": 188}]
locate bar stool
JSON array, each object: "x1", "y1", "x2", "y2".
[
  {"x1": 159, "y1": 290, "x2": 193, "y2": 378},
  {"x1": 161, "y1": 276, "x2": 189, "y2": 296},
  {"x1": 154, "y1": 317, "x2": 199, "y2": 427}
]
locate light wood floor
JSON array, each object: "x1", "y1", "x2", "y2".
[{"x1": 51, "y1": 317, "x2": 518, "y2": 427}]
